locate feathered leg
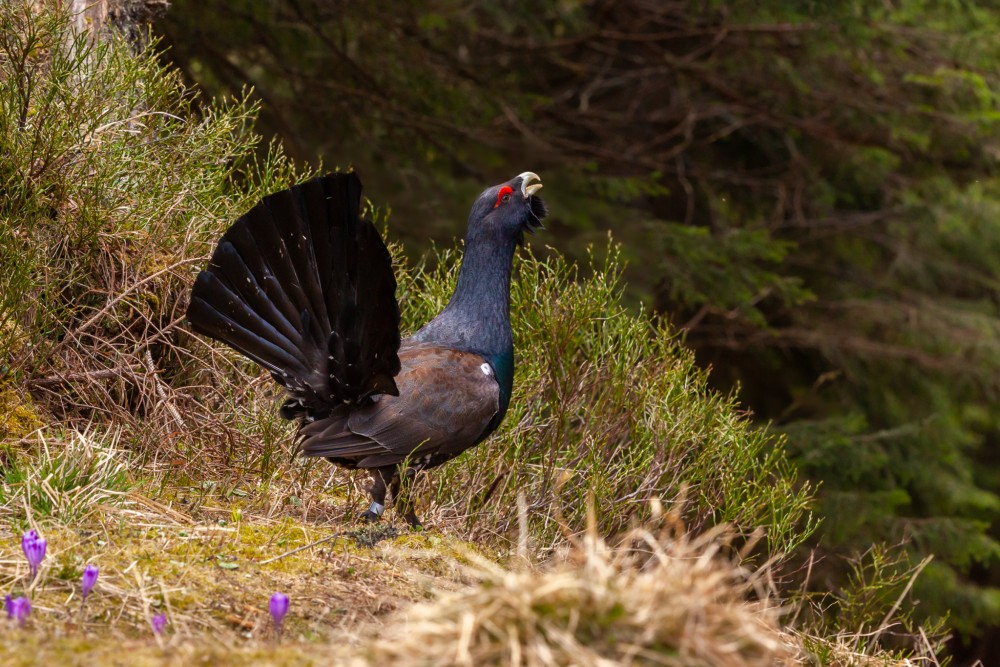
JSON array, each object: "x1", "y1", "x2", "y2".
[
  {"x1": 389, "y1": 466, "x2": 421, "y2": 528},
  {"x1": 361, "y1": 468, "x2": 389, "y2": 522}
]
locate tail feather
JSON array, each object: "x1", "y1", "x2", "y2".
[
  {"x1": 265, "y1": 187, "x2": 332, "y2": 338},
  {"x1": 187, "y1": 293, "x2": 306, "y2": 377},
  {"x1": 189, "y1": 270, "x2": 300, "y2": 360},
  {"x1": 188, "y1": 172, "x2": 401, "y2": 415},
  {"x1": 208, "y1": 242, "x2": 302, "y2": 346},
  {"x1": 238, "y1": 201, "x2": 327, "y2": 348},
  {"x1": 349, "y1": 222, "x2": 400, "y2": 395},
  {"x1": 214, "y1": 210, "x2": 307, "y2": 340}
]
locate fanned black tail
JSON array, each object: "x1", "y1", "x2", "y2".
[{"x1": 187, "y1": 172, "x2": 401, "y2": 417}]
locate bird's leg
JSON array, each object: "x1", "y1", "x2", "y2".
[
  {"x1": 390, "y1": 466, "x2": 422, "y2": 529},
  {"x1": 360, "y1": 468, "x2": 389, "y2": 522}
]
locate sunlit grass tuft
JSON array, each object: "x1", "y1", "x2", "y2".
[
  {"x1": 365, "y1": 515, "x2": 799, "y2": 667},
  {"x1": 0, "y1": 428, "x2": 131, "y2": 527}
]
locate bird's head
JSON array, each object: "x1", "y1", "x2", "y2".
[{"x1": 467, "y1": 172, "x2": 548, "y2": 246}]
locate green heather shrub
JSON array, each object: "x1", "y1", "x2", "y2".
[
  {"x1": 0, "y1": 1, "x2": 304, "y2": 430},
  {"x1": 392, "y1": 244, "x2": 815, "y2": 553}
]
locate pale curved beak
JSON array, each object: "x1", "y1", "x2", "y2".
[{"x1": 518, "y1": 172, "x2": 543, "y2": 197}]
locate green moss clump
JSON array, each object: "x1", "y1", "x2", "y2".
[{"x1": 0, "y1": 388, "x2": 43, "y2": 439}]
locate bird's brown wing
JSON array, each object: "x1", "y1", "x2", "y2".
[{"x1": 298, "y1": 344, "x2": 499, "y2": 468}]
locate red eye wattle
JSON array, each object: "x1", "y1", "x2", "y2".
[{"x1": 494, "y1": 185, "x2": 514, "y2": 208}]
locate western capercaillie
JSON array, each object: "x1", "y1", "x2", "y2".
[{"x1": 187, "y1": 171, "x2": 546, "y2": 527}]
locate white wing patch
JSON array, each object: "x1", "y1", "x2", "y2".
[{"x1": 480, "y1": 363, "x2": 493, "y2": 377}]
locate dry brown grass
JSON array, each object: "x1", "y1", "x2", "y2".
[
  {"x1": 354, "y1": 508, "x2": 938, "y2": 667},
  {"x1": 355, "y1": 507, "x2": 796, "y2": 667},
  {"x1": 0, "y1": 430, "x2": 932, "y2": 666}
]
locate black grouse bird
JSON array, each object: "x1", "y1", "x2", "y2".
[{"x1": 187, "y1": 171, "x2": 546, "y2": 527}]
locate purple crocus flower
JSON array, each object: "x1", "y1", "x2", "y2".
[
  {"x1": 81, "y1": 564, "x2": 98, "y2": 601},
  {"x1": 8, "y1": 596, "x2": 30, "y2": 627},
  {"x1": 21, "y1": 530, "x2": 46, "y2": 579},
  {"x1": 4, "y1": 595, "x2": 11, "y2": 617},
  {"x1": 151, "y1": 613, "x2": 167, "y2": 635},
  {"x1": 269, "y1": 592, "x2": 289, "y2": 634}
]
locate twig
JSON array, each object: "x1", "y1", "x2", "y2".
[
  {"x1": 517, "y1": 492, "x2": 529, "y2": 563},
  {"x1": 63, "y1": 257, "x2": 200, "y2": 342},
  {"x1": 260, "y1": 533, "x2": 342, "y2": 565},
  {"x1": 872, "y1": 555, "x2": 932, "y2": 644},
  {"x1": 29, "y1": 366, "x2": 143, "y2": 388},
  {"x1": 143, "y1": 348, "x2": 185, "y2": 431}
]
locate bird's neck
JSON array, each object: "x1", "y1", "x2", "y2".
[
  {"x1": 416, "y1": 230, "x2": 517, "y2": 359},
  {"x1": 411, "y1": 227, "x2": 519, "y2": 426}
]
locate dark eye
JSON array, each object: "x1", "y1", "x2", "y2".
[{"x1": 494, "y1": 185, "x2": 515, "y2": 208}]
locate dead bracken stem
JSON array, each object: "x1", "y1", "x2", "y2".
[{"x1": 143, "y1": 348, "x2": 185, "y2": 432}]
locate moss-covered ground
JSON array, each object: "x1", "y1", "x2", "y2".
[{"x1": 0, "y1": 462, "x2": 490, "y2": 666}]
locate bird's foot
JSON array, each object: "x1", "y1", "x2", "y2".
[
  {"x1": 360, "y1": 501, "x2": 385, "y2": 523},
  {"x1": 402, "y1": 509, "x2": 422, "y2": 530}
]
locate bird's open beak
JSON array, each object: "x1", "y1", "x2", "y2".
[
  {"x1": 518, "y1": 172, "x2": 543, "y2": 197},
  {"x1": 519, "y1": 171, "x2": 547, "y2": 237}
]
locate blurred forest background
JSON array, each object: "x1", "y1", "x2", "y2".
[{"x1": 152, "y1": 1, "x2": 1000, "y2": 663}]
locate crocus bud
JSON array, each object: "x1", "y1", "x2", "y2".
[
  {"x1": 151, "y1": 613, "x2": 167, "y2": 635},
  {"x1": 269, "y1": 592, "x2": 290, "y2": 633},
  {"x1": 81, "y1": 564, "x2": 98, "y2": 601},
  {"x1": 9, "y1": 597, "x2": 30, "y2": 627},
  {"x1": 21, "y1": 530, "x2": 46, "y2": 579}
]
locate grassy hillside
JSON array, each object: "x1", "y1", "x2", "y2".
[{"x1": 0, "y1": 3, "x2": 938, "y2": 665}]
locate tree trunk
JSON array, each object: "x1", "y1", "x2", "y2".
[{"x1": 40, "y1": 0, "x2": 168, "y2": 45}]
